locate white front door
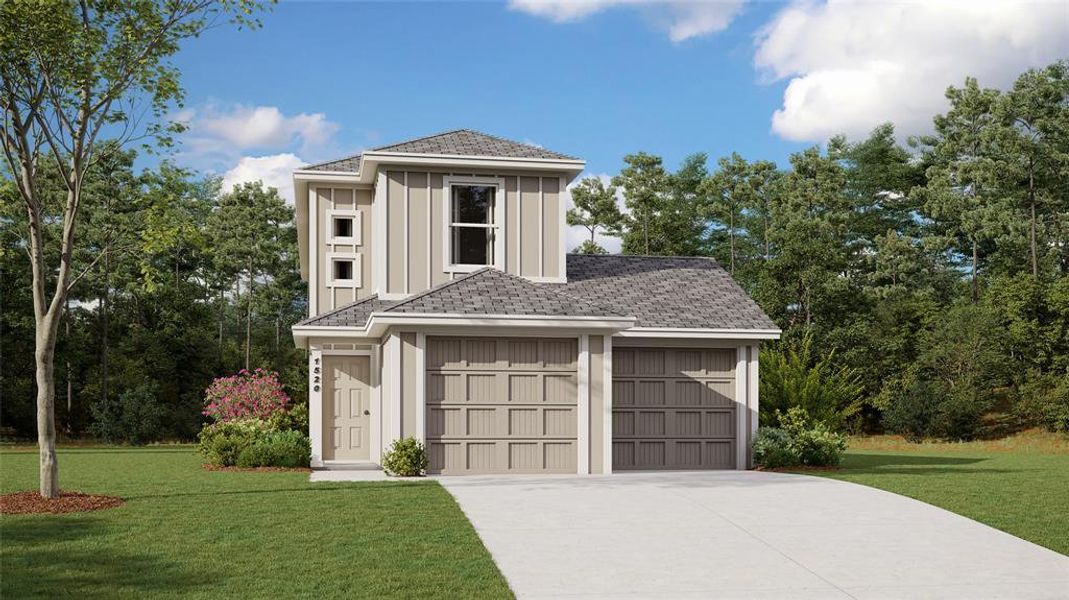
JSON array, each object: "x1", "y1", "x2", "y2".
[{"x1": 323, "y1": 356, "x2": 371, "y2": 461}]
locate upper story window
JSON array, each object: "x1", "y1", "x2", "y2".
[
  {"x1": 444, "y1": 177, "x2": 504, "y2": 272},
  {"x1": 327, "y1": 209, "x2": 361, "y2": 245}
]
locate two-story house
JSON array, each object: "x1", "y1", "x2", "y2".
[{"x1": 291, "y1": 129, "x2": 780, "y2": 474}]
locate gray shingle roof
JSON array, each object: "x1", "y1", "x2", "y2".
[
  {"x1": 296, "y1": 256, "x2": 778, "y2": 331},
  {"x1": 387, "y1": 268, "x2": 622, "y2": 318},
  {"x1": 554, "y1": 255, "x2": 778, "y2": 330},
  {"x1": 298, "y1": 129, "x2": 578, "y2": 172},
  {"x1": 301, "y1": 154, "x2": 362, "y2": 173}
]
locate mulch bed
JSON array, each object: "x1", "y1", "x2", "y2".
[
  {"x1": 0, "y1": 491, "x2": 125, "y2": 515},
  {"x1": 202, "y1": 464, "x2": 311, "y2": 473},
  {"x1": 755, "y1": 465, "x2": 843, "y2": 472}
]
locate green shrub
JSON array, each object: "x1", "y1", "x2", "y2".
[
  {"x1": 883, "y1": 373, "x2": 994, "y2": 441},
  {"x1": 760, "y1": 332, "x2": 863, "y2": 430},
  {"x1": 197, "y1": 419, "x2": 271, "y2": 466},
  {"x1": 381, "y1": 437, "x2": 428, "y2": 477},
  {"x1": 236, "y1": 430, "x2": 311, "y2": 468},
  {"x1": 266, "y1": 402, "x2": 309, "y2": 433},
  {"x1": 1015, "y1": 372, "x2": 1069, "y2": 433},
  {"x1": 752, "y1": 408, "x2": 848, "y2": 468},
  {"x1": 89, "y1": 384, "x2": 166, "y2": 445},
  {"x1": 752, "y1": 428, "x2": 799, "y2": 468}
]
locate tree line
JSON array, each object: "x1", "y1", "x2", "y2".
[{"x1": 569, "y1": 61, "x2": 1069, "y2": 438}]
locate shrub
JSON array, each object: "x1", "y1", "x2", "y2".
[
  {"x1": 752, "y1": 407, "x2": 848, "y2": 468},
  {"x1": 266, "y1": 402, "x2": 309, "y2": 433},
  {"x1": 752, "y1": 428, "x2": 799, "y2": 468},
  {"x1": 203, "y1": 368, "x2": 290, "y2": 422},
  {"x1": 381, "y1": 437, "x2": 428, "y2": 477},
  {"x1": 197, "y1": 419, "x2": 272, "y2": 466},
  {"x1": 882, "y1": 373, "x2": 994, "y2": 441},
  {"x1": 89, "y1": 384, "x2": 166, "y2": 445},
  {"x1": 236, "y1": 430, "x2": 311, "y2": 468},
  {"x1": 1015, "y1": 372, "x2": 1069, "y2": 433},
  {"x1": 759, "y1": 332, "x2": 863, "y2": 430}
]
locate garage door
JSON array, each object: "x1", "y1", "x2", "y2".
[
  {"x1": 613, "y1": 347, "x2": 737, "y2": 470},
  {"x1": 425, "y1": 337, "x2": 578, "y2": 474}
]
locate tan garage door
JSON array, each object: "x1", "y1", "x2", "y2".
[
  {"x1": 425, "y1": 337, "x2": 578, "y2": 474},
  {"x1": 613, "y1": 347, "x2": 737, "y2": 470}
]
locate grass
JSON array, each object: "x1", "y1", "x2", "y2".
[
  {"x1": 806, "y1": 429, "x2": 1069, "y2": 556},
  {"x1": 0, "y1": 447, "x2": 513, "y2": 599}
]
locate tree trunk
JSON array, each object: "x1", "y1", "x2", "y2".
[
  {"x1": 101, "y1": 249, "x2": 110, "y2": 408},
  {"x1": 245, "y1": 264, "x2": 253, "y2": 370},
  {"x1": 643, "y1": 211, "x2": 650, "y2": 255},
  {"x1": 65, "y1": 297, "x2": 72, "y2": 434},
  {"x1": 729, "y1": 208, "x2": 736, "y2": 275},
  {"x1": 35, "y1": 320, "x2": 60, "y2": 498}
]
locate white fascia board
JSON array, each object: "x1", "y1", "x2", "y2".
[
  {"x1": 615, "y1": 327, "x2": 782, "y2": 340},
  {"x1": 362, "y1": 152, "x2": 585, "y2": 177},
  {"x1": 293, "y1": 171, "x2": 364, "y2": 183}
]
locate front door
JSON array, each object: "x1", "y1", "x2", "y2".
[{"x1": 323, "y1": 355, "x2": 371, "y2": 461}]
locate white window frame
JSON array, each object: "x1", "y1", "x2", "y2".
[
  {"x1": 326, "y1": 253, "x2": 362, "y2": 288},
  {"x1": 442, "y1": 175, "x2": 505, "y2": 273},
  {"x1": 327, "y1": 208, "x2": 362, "y2": 246}
]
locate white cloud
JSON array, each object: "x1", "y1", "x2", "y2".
[
  {"x1": 180, "y1": 104, "x2": 338, "y2": 158},
  {"x1": 509, "y1": 0, "x2": 744, "y2": 42},
  {"x1": 564, "y1": 173, "x2": 626, "y2": 254},
  {"x1": 755, "y1": 0, "x2": 1069, "y2": 141},
  {"x1": 222, "y1": 153, "x2": 306, "y2": 205}
]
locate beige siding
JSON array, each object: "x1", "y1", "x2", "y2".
[
  {"x1": 376, "y1": 168, "x2": 565, "y2": 296},
  {"x1": 312, "y1": 186, "x2": 374, "y2": 317},
  {"x1": 589, "y1": 335, "x2": 605, "y2": 474},
  {"x1": 425, "y1": 337, "x2": 578, "y2": 474}
]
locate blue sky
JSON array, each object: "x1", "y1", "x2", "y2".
[{"x1": 166, "y1": 0, "x2": 1068, "y2": 223}]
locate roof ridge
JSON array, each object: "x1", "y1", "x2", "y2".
[
  {"x1": 485, "y1": 269, "x2": 626, "y2": 316},
  {"x1": 296, "y1": 294, "x2": 380, "y2": 326},
  {"x1": 568, "y1": 253, "x2": 721, "y2": 266},
  {"x1": 380, "y1": 268, "x2": 493, "y2": 313},
  {"x1": 369, "y1": 128, "x2": 471, "y2": 152}
]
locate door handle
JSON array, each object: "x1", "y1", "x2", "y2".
[{"x1": 363, "y1": 410, "x2": 370, "y2": 415}]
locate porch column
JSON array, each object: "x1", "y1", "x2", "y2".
[{"x1": 308, "y1": 348, "x2": 324, "y2": 468}]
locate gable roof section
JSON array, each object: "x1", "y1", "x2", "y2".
[
  {"x1": 371, "y1": 129, "x2": 578, "y2": 160},
  {"x1": 298, "y1": 129, "x2": 577, "y2": 172},
  {"x1": 297, "y1": 268, "x2": 623, "y2": 328},
  {"x1": 554, "y1": 255, "x2": 779, "y2": 330}
]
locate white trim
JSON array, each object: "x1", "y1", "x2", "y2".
[
  {"x1": 578, "y1": 334, "x2": 590, "y2": 475},
  {"x1": 373, "y1": 170, "x2": 387, "y2": 297},
  {"x1": 365, "y1": 150, "x2": 586, "y2": 167},
  {"x1": 293, "y1": 171, "x2": 363, "y2": 183},
  {"x1": 426, "y1": 176, "x2": 432, "y2": 290},
  {"x1": 616, "y1": 327, "x2": 782, "y2": 340},
  {"x1": 308, "y1": 349, "x2": 324, "y2": 467},
  {"x1": 538, "y1": 176, "x2": 544, "y2": 277},
  {"x1": 441, "y1": 175, "x2": 506, "y2": 273},
  {"x1": 558, "y1": 176, "x2": 567, "y2": 279},
  {"x1": 371, "y1": 344, "x2": 382, "y2": 463},
  {"x1": 325, "y1": 253, "x2": 362, "y2": 288},
  {"x1": 602, "y1": 334, "x2": 613, "y2": 475},
  {"x1": 403, "y1": 171, "x2": 409, "y2": 294},
  {"x1": 735, "y1": 346, "x2": 748, "y2": 470},
  {"x1": 293, "y1": 313, "x2": 636, "y2": 343},
  {"x1": 308, "y1": 187, "x2": 318, "y2": 317},
  {"x1": 516, "y1": 176, "x2": 522, "y2": 276},
  {"x1": 522, "y1": 275, "x2": 568, "y2": 284},
  {"x1": 321, "y1": 349, "x2": 372, "y2": 356},
  {"x1": 415, "y1": 333, "x2": 426, "y2": 444},
  {"x1": 388, "y1": 333, "x2": 402, "y2": 445},
  {"x1": 747, "y1": 344, "x2": 759, "y2": 469},
  {"x1": 326, "y1": 208, "x2": 362, "y2": 246}
]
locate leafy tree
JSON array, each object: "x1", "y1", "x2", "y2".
[
  {"x1": 0, "y1": 0, "x2": 264, "y2": 497},
  {"x1": 566, "y1": 177, "x2": 623, "y2": 253},
  {"x1": 613, "y1": 152, "x2": 669, "y2": 255}
]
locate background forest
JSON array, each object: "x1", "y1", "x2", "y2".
[{"x1": 2, "y1": 61, "x2": 1067, "y2": 443}]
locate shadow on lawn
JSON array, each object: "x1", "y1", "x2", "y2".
[
  {"x1": 1, "y1": 517, "x2": 217, "y2": 598},
  {"x1": 839, "y1": 453, "x2": 1010, "y2": 475},
  {"x1": 123, "y1": 480, "x2": 429, "y2": 501}
]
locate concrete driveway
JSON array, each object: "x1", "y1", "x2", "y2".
[{"x1": 439, "y1": 471, "x2": 1069, "y2": 599}]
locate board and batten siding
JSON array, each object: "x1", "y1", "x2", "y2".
[
  {"x1": 310, "y1": 186, "x2": 374, "y2": 316},
  {"x1": 382, "y1": 169, "x2": 566, "y2": 297}
]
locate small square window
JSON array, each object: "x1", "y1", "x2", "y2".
[
  {"x1": 333, "y1": 259, "x2": 353, "y2": 281},
  {"x1": 333, "y1": 217, "x2": 353, "y2": 239}
]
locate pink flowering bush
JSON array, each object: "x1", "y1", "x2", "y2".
[{"x1": 203, "y1": 368, "x2": 291, "y2": 422}]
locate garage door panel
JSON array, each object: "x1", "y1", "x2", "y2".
[
  {"x1": 613, "y1": 345, "x2": 738, "y2": 471},
  {"x1": 427, "y1": 337, "x2": 578, "y2": 475}
]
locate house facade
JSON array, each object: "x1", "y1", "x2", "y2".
[{"x1": 291, "y1": 130, "x2": 780, "y2": 474}]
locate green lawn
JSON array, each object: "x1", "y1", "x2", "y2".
[
  {"x1": 0, "y1": 447, "x2": 513, "y2": 599},
  {"x1": 806, "y1": 432, "x2": 1069, "y2": 556}
]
